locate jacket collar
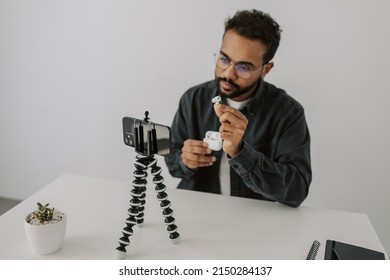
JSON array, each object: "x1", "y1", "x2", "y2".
[{"x1": 246, "y1": 78, "x2": 265, "y2": 114}]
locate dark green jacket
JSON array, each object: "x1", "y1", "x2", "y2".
[{"x1": 165, "y1": 79, "x2": 311, "y2": 207}]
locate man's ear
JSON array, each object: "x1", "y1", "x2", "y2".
[{"x1": 261, "y1": 62, "x2": 274, "y2": 79}]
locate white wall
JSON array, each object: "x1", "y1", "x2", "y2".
[{"x1": 1, "y1": 0, "x2": 389, "y2": 254}]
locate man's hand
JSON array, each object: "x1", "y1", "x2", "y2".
[
  {"x1": 181, "y1": 139, "x2": 216, "y2": 170},
  {"x1": 214, "y1": 103, "x2": 248, "y2": 157}
]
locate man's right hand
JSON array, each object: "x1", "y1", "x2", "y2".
[{"x1": 181, "y1": 139, "x2": 216, "y2": 170}]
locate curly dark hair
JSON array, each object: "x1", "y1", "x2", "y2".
[{"x1": 224, "y1": 9, "x2": 282, "y2": 64}]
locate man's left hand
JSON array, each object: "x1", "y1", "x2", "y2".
[{"x1": 214, "y1": 103, "x2": 248, "y2": 157}]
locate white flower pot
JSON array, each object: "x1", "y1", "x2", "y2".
[{"x1": 24, "y1": 212, "x2": 67, "y2": 255}]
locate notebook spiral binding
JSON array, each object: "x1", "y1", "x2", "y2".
[{"x1": 306, "y1": 240, "x2": 321, "y2": 260}]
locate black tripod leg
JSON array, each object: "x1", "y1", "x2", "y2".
[
  {"x1": 115, "y1": 157, "x2": 147, "y2": 259},
  {"x1": 134, "y1": 155, "x2": 149, "y2": 226},
  {"x1": 115, "y1": 154, "x2": 180, "y2": 259},
  {"x1": 151, "y1": 164, "x2": 180, "y2": 243}
]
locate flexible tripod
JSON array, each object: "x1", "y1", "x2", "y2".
[{"x1": 115, "y1": 113, "x2": 180, "y2": 259}]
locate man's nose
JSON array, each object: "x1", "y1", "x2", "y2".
[{"x1": 223, "y1": 63, "x2": 237, "y2": 80}]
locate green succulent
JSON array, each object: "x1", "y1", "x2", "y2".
[{"x1": 34, "y1": 202, "x2": 55, "y2": 224}]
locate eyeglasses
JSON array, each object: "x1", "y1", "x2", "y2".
[{"x1": 214, "y1": 51, "x2": 265, "y2": 80}]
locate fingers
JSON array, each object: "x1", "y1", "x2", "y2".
[
  {"x1": 181, "y1": 139, "x2": 216, "y2": 169},
  {"x1": 214, "y1": 102, "x2": 224, "y2": 118},
  {"x1": 219, "y1": 122, "x2": 242, "y2": 138},
  {"x1": 213, "y1": 103, "x2": 248, "y2": 157},
  {"x1": 219, "y1": 122, "x2": 244, "y2": 157},
  {"x1": 214, "y1": 103, "x2": 248, "y2": 128}
]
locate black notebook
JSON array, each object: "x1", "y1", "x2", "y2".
[{"x1": 325, "y1": 240, "x2": 385, "y2": 260}]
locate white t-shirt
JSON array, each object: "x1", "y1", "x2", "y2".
[{"x1": 219, "y1": 98, "x2": 251, "y2": 195}]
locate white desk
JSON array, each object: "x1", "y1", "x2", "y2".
[{"x1": 0, "y1": 174, "x2": 387, "y2": 259}]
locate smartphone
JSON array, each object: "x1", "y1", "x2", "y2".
[{"x1": 122, "y1": 116, "x2": 171, "y2": 156}]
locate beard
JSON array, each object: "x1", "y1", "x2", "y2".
[{"x1": 216, "y1": 76, "x2": 260, "y2": 99}]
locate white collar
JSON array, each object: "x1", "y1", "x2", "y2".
[{"x1": 226, "y1": 98, "x2": 252, "y2": 110}]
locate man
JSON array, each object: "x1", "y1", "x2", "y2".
[{"x1": 165, "y1": 10, "x2": 311, "y2": 207}]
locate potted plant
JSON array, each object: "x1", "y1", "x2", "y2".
[{"x1": 24, "y1": 202, "x2": 67, "y2": 255}]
